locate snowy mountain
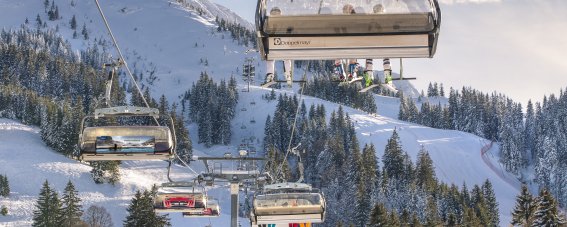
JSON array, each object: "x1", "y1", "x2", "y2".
[
  {"x1": 0, "y1": 90, "x2": 522, "y2": 226},
  {"x1": 0, "y1": 0, "x2": 525, "y2": 226}
]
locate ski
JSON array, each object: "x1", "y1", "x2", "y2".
[
  {"x1": 359, "y1": 84, "x2": 380, "y2": 93},
  {"x1": 381, "y1": 83, "x2": 398, "y2": 94},
  {"x1": 261, "y1": 81, "x2": 277, "y2": 88},
  {"x1": 348, "y1": 77, "x2": 364, "y2": 84}
]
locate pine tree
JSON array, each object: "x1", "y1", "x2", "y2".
[
  {"x1": 382, "y1": 129, "x2": 405, "y2": 180},
  {"x1": 482, "y1": 179, "x2": 499, "y2": 226},
  {"x1": 36, "y1": 14, "x2": 42, "y2": 28},
  {"x1": 511, "y1": 185, "x2": 536, "y2": 226},
  {"x1": 389, "y1": 210, "x2": 401, "y2": 226},
  {"x1": 124, "y1": 190, "x2": 170, "y2": 227},
  {"x1": 60, "y1": 180, "x2": 83, "y2": 227},
  {"x1": 532, "y1": 188, "x2": 566, "y2": 226},
  {"x1": 32, "y1": 180, "x2": 62, "y2": 227},
  {"x1": 70, "y1": 15, "x2": 77, "y2": 30},
  {"x1": 368, "y1": 203, "x2": 389, "y2": 226},
  {"x1": 0, "y1": 174, "x2": 9, "y2": 197},
  {"x1": 0, "y1": 205, "x2": 7, "y2": 216},
  {"x1": 81, "y1": 23, "x2": 88, "y2": 40},
  {"x1": 90, "y1": 162, "x2": 105, "y2": 184},
  {"x1": 415, "y1": 146, "x2": 437, "y2": 193}
]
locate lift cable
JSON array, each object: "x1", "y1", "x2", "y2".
[
  {"x1": 94, "y1": 0, "x2": 156, "y2": 124},
  {"x1": 274, "y1": 62, "x2": 309, "y2": 182},
  {"x1": 94, "y1": 0, "x2": 196, "y2": 179}
]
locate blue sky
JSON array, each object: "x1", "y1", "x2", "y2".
[{"x1": 211, "y1": 0, "x2": 567, "y2": 105}]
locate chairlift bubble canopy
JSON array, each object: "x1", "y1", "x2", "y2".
[
  {"x1": 250, "y1": 182, "x2": 326, "y2": 225},
  {"x1": 78, "y1": 106, "x2": 175, "y2": 161},
  {"x1": 256, "y1": 0, "x2": 441, "y2": 60}
]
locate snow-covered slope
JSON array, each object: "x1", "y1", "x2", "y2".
[
  {"x1": 0, "y1": 119, "x2": 249, "y2": 226},
  {"x1": 0, "y1": 0, "x2": 521, "y2": 226},
  {"x1": 0, "y1": 86, "x2": 520, "y2": 226},
  {"x1": 0, "y1": 0, "x2": 254, "y2": 103}
]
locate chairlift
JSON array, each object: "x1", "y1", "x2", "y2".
[
  {"x1": 250, "y1": 182, "x2": 326, "y2": 225},
  {"x1": 256, "y1": 0, "x2": 441, "y2": 60},
  {"x1": 182, "y1": 199, "x2": 221, "y2": 218},
  {"x1": 154, "y1": 182, "x2": 208, "y2": 213},
  {"x1": 78, "y1": 63, "x2": 175, "y2": 161}
]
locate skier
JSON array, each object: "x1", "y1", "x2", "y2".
[
  {"x1": 383, "y1": 58, "x2": 393, "y2": 85},
  {"x1": 374, "y1": 3, "x2": 393, "y2": 86},
  {"x1": 263, "y1": 7, "x2": 293, "y2": 87}
]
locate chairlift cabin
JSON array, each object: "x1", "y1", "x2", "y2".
[
  {"x1": 182, "y1": 199, "x2": 221, "y2": 218},
  {"x1": 250, "y1": 182, "x2": 325, "y2": 225},
  {"x1": 78, "y1": 106, "x2": 175, "y2": 161},
  {"x1": 154, "y1": 182, "x2": 208, "y2": 213},
  {"x1": 256, "y1": 0, "x2": 441, "y2": 60}
]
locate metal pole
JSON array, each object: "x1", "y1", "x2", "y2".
[
  {"x1": 247, "y1": 58, "x2": 252, "y2": 92},
  {"x1": 230, "y1": 182, "x2": 239, "y2": 227}
]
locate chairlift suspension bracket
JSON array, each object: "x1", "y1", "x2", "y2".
[
  {"x1": 102, "y1": 59, "x2": 124, "y2": 107},
  {"x1": 193, "y1": 156, "x2": 267, "y2": 227}
]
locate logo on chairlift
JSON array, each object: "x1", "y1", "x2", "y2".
[{"x1": 273, "y1": 38, "x2": 311, "y2": 46}]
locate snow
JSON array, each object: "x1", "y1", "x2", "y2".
[
  {"x1": 0, "y1": 119, "x2": 243, "y2": 226},
  {"x1": 0, "y1": 0, "x2": 522, "y2": 226},
  {"x1": 0, "y1": 87, "x2": 521, "y2": 226}
]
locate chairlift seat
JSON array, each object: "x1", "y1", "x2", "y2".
[
  {"x1": 182, "y1": 200, "x2": 220, "y2": 218},
  {"x1": 79, "y1": 126, "x2": 173, "y2": 161},
  {"x1": 154, "y1": 187, "x2": 208, "y2": 213}
]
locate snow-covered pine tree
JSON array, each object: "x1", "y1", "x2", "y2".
[
  {"x1": 0, "y1": 174, "x2": 9, "y2": 197},
  {"x1": 415, "y1": 146, "x2": 437, "y2": 193},
  {"x1": 362, "y1": 144, "x2": 380, "y2": 203},
  {"x1": 170, "y1": 105, "x2": 192, "y2": 163},
  {"x1": 407, "y1": 97, "x2": 419, "y2": 123},
  {"x1": 511, "y1": 185, "x2": 536, "y2": 226},
  {"x1": 59, "y1": 180, "x2": 83, "y2": 227},
  {"x1": 124, "y1": 190, "x2": 170, "y2": 227},
  {"x1": 427, "y1": 82, "x2": 435, "y2": 97},
  {"x1": 0, "y1": 205, "x2": 7, "y2": 216},
  {"x1": 533, "y1": 188, "x2": 566, "y2": 226},
  {"x1": 81, "y1": 23, "x2": 88, "y2": 40},
  {"x1": 524, "y1": 101, "x2": 536, "y2": 165},
  {"x1": 382, "y1": 129, "x2": 405, "y2": 180},
  {"x1": 32, "y1": 180, "x2": 61, "y2": 227},
  {"x1": 482, "y1": 179, "x2": 499, "y2": 226},
  {"x1": 470, "y1": 184, "x2": 490, "y2": 226},
  {"x1": 398, "y1": 93, "x2": 409, "y2": 121},
  {"x1": 368, "y1": 203, "x2": 389, "y2": 227}
]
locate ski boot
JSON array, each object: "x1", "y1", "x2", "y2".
[
  {"x1": 285, "y1": 70, "x2": 292, "y2": 87},
  {"x1": 261, "y1": 73, "x2": 275, "y2": 87},
  {"x1": 364, "y1": 70, "x2": 373, "y2": 87},
  {"x1": 383, "y1": 58, "x2": 393, "y2": 85}
]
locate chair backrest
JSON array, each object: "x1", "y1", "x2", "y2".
[{"x1": 80, "y1": 126, "x2": 173, "y2": 152}]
